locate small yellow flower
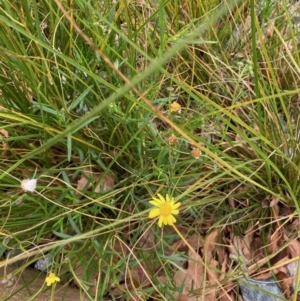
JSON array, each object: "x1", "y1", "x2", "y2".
[
  {"x1": 168, "y1": 133, "x2": 178, "y2": 145},
  {"x1": 191, "y1": 147, "x2": 201, "y2": 159},
  {"x1": 170, "y1": 102, "x2": 181, "y2": 113},
  {"x1": 45, "y1": 273, "x2": 60, "y2": 286},
  {"x1": 149, "y1": 194, "x2": 181, "y2": 227}
]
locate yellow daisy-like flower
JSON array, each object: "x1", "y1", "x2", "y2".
[
  {"x1": 149, "y1": 194, "x2": 181, "y2": 227},
  {"x1": 170, "y1": 102, "x2": 181, "y2": 113},
  {"x1": 45, "y1": 273, "x2": 60, "y2": 286}
]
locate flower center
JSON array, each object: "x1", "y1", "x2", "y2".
[{"x1": 159, "y1": 203, "x2": 172, "y2": 216}]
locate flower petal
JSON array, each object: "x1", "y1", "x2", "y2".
[
  {"x1": 157, "y1": 194, "x2": 166, "y2": 204},
  {"x1": 45, "y1": 273, "x2": 60, "y2": 286},
  {"x1": 163, "y1": 216, "x2": 169, "y2": 226},
  {"x1": 166, "y1": 215, "x2": 176, "y2": 225},
  {"x1": 172, "y1": 202, "x2": 181, "y2": 209},
  {"x1": 149, "y1": 208, "x2": 160, "y2": 218},
  {"x1": 158, "y1": 216, "x2": 164, "y2": 227},
  {"x1": 171, "y1": 209, "x2": 179, "y2": 215},
  {"x1": 149, "y1": 200, "x2": 162, "y2": 207}
]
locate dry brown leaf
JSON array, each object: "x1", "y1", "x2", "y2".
[
  {"x1": 253, "y1": 256, "x2": 290, "y2": 278},
  {"x1": 252, "y1": 272, "x2": 273, "y2": 280},
  {"x1": 76, "y1": 168, "x2": 114, "y2": 194},
  {"x1": 219, "y1": 281, "x2": 237, "y2": 301},
  {"x1": 135, "y1": 226, "x2": 156, "y2": 250},
  {"x1": 261, "y1": 198, "x2": 270, "y2": 208},
  {"x1": 252, "y1": 236, "x2": 264, "y2": 262},
  {"x1": 229, "y1": 235, "x2": 251, "y2": 264},
  {"x1": 171, "y1": 234, "x2": 202, "y2": 253},
  {"x1": 205, "y1": 258, "x2": 219, "y2": 301},
  {"x1": 228, "y1": 225, "x2": 266, "y2": 279},
  {"x1": 267, "y1": 227, "x2": 282, "y2": 255},
  {"x1": 290, "y1": 218, "x2": 299, "y2": 232},
  {"x1": 269, "y1": 196, "x2": 280, "y2": 207},
  {"x1": 286, "y1": 260, "x2": 300, "y2": 296},
  {"x1": 272, "y1": 203, "x2": 280, "y2": 218},
  {"x1": 174, "y1": 230, "x2": 229, "y2": 300},
  {"x1": 285, "y1": 235, "x2": 300, "y2": 258},
  {"x1": 256, "y1": 255, "x2": 294, "y2": 297},
  {"x1": 219, "y1": 290, "x2": 236, "y2": 301},
  {"x1": 174, "y1": 249, "x2": 205, "y2": 301},
  {"x1": 95, "y1": 174, "x2": 114, "y2": 192},
  {"x1": 204, "y1": 229, "x2": 218, "y2": 257},
  {"x1": 203, "y1": 229, "x2": 222, "y2": 300},
  {"x1": 219, "y1": 255, "x2": 228, "y2": 283},
  {"x1": 228, "y1": 223, "x2": 262, "y2": 269},
  {"x1": 276, "y1": 270, "x2": 293, "y2": 298},
  {"x1": 111, "y1": 263, "x2": 151, "y2": 300},
  {"x1": 262, "y1": 196, "x2": 281, "y2": 208},
  {"x1": 178, "y1": 295, "x2": 188, "y2": 301}
]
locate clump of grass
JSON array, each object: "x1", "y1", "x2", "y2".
[{"x1": 1, "y1": 0, "x2": 300, "y2": 300}]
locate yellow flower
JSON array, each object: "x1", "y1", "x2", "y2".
[
  {"x1": 149, "y1": 194, "x2": 181, "y2": 227},
  {"x1": 191, "y1": 147, "x2": 201, "y2": 159},
  {"x1": 168, "y1": 133, "x2": 178, "y2": 145},
  {"x1": 170, "y1": 102, "x2": 181, "y2": 113},
  {"x1": 45, "y1": 273, "x2": 60, "y2": 286}
]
